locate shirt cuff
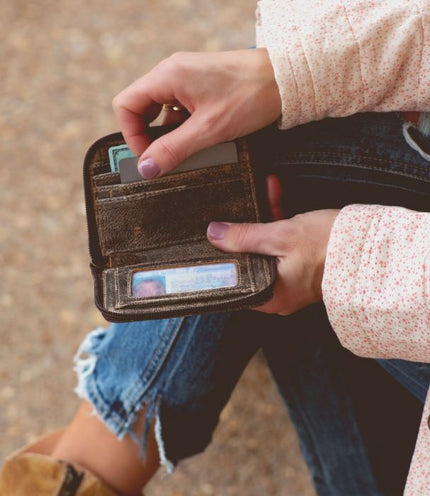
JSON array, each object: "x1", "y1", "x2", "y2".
[{"x1": 322, "y1": 204, "x2": 430, "y2": 362}]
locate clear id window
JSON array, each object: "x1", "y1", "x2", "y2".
[{"x1": 131, "y1": 263, "x2": 238, "y2": 297}]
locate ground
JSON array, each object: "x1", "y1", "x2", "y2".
[{"x1": 1, "y1": 1, "x2": 315, "y2": 494}]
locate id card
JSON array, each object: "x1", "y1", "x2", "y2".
[{"x1": 132, "y1": 263, "x2": 238, "y2": 297}]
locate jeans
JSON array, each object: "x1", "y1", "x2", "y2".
[{"x1": 75, "y1": 113, "x2": 430, "y2": 496}]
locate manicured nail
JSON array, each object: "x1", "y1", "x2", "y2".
[
  {"x1": 137, "y1": 158, "x2": 160, "y2": 179},
  {"x1": 207, "y1": 222, "x2": 229, "y2": 240}
]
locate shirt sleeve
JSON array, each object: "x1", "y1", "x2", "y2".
[
  {"x1": 322, "y1": 205, "x2": 430, "y2": 362},
  {"x1": 256, "y1": 0, "x2": 430, "y2": 130}
]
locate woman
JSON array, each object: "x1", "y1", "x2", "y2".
[{"x1": 2, "y1": 1, "x2": 429, "y2": 495}]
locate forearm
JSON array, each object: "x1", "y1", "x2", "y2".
[
  {"x1": 256, "y1": 0, "x2": 430, "y2": 129},
  {"x1": 322, "y1": 204, "x2": 430, "y2": 362}
]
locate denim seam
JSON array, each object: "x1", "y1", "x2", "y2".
[
  {"x1": 378, "y1": 360, "x2": 429, "y2": 404},
  {"x1": 82, "y1": 374, "x2": 126, "y2": 432},
  {"x1": 121, "y1": 318, "x2": 185, "y2": 411},
  {"x1": 278, "y1": 159, "x2": 430, "y2": 182},
  {"x1": 393, "y1": 366, "x2": 429, "y2": 399},
  {"x1": 278, "y1": 150, "x2": 430, "y2": 171}
]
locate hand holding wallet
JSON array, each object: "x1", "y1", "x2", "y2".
[{"x1": 83, "y1": 125, "x2": 276, "y2": 322}]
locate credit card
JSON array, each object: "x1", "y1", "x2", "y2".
[
  {"x1": 132, "y1": 263, "x2": 238, "y2": 297},
  {"x1": 108, "y1": 142, "x2": 238, "y2": 183},
  {"x1": 108, "y1": 144, "x2": 135, "y2": 172}
]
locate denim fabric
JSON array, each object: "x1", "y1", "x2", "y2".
[
  {"x1": 76, "y1": 113, "x2": 430, "y2": 496},
  {"x1": 377, "y1": 359, "x2": 430, "y2": 405}
]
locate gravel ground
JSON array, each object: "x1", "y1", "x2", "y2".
[{"x1": 1, "y1": 1, "x2": 315, "y2": 494}]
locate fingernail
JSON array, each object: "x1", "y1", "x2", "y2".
[
  {"x1": 207, "y1": 222, "x2": 229, "y2": 240},
  {"x1": 137, "y1": 158, "x2": 160, "y2": 179}
]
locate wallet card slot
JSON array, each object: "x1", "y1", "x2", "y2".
[
  {"x1": 106, "y1": 239, "x2": 226, "y2": 268},
  {"x1": 92, "y1": 162, "x2": 111, "y2": 176},
  {"x1": 93, "y1": 172, "x2": 121, "y2": 188},
  {"x1": 95, "y1": 177, "x2": 257, "y2": 256},
  {"x1": 94, "y1": 161, "x2": 250, "y2": 200}
]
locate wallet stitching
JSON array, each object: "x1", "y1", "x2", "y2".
[
  {"x1": 95, "y1": 177, "x2": 249, "y2": 204},
  {"x1": 94, "y1": 161, "x2": 249, "y2": 194},
  {"x1": 115, "y1": 286, "x2": 253, "y2": 309},
  {"x1": 93, "y1": 173, "x2": 120, "y2": 185},
  {"x1": 241, "y1": 146, "x2": 272, "y2": 286},
  {"x1": 245, "y1": 254, "x2": 256, "y2": 293},
  {"x1": 148, "y1": 161, "x2": 248, "y2": 184},
  {"x1": 256, "y1": 255, "x2": 271, "y2": 286},
  {"x1": 113, "y1": 253, "x2": 246, "y2": 269},
  {"x1": 95, "y1": 162, "x2": 246, "y2": 187},
  {"x1": 102, "y1": 234, "x2": 207, "y2": 256},
  {"x1": 102, "y1": 270, "x2": 109, "y2": 309},
  {"x1": 242, "y1": 153, "x2": 260, "y2": 222}
]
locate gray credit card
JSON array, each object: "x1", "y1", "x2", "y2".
[{"x1": 116, "y1": 142, "x2": 238, "y2": 183}]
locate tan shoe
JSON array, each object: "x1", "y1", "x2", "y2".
[{"x1": 0, "y1": 430, "x2": 117, "y2": 495}]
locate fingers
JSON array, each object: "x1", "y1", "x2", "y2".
[
  {"x1": 136, "y1": 113, "x2": 218, "y2": 178},
  {"x1": 113, "y1": 77, "x2": 218, "y2": 178},
  {"x1": 112, "y1": 56, "x2": 191, "y2": 156},
  {"x1": 112, "y1": 81, "x2": 158, "y2": 157},
  {"x1": 207, "y1": 221, "x2": 286, "y2": 256}
]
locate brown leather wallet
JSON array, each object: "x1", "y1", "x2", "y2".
[{"x1": 83, "y1": 125, "x2": 276, "y2": 322}]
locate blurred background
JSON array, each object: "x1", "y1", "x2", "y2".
[{"x1": 1, "y1": 1, "x2": 315, "y2": 494}]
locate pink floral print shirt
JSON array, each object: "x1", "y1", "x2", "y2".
[{"x1": 256, "y1": 1, "x2": 430, "y2": 493}]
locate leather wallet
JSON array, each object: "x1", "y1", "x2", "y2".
[{"x1": 83, "y1": 125, "x2": 276, "y2": 322}]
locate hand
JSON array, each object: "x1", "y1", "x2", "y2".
[
  {"x1": 207, "y1": 209, "x2": 340, "y2": 315},
  {"x1": 112, "y1": 49, "x2": 281, "y2": 178}
]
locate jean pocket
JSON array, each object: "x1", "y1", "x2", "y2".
[{"x1": 277, "y1": 160, "x2": 430, "y2": 215}]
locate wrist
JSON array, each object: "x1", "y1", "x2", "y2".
[
  {"x1": 312, "y1": 209, "x2": 340, "y2": 304},
  {"x1": 246, "y1": 48, "x2": 282, "y2": 122}
]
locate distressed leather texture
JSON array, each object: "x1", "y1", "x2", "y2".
[{"x1": 83, "y1": 126, "x2": 276, "y2": 321}]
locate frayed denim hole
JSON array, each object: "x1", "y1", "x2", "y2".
[
  {"x1": 73, "y1": 327, "x2": 108, "y2": 400},
  {"x1": 73, "y1": 327, "x2": 176, "y2": 474},
  {"x1": 403, "y1": 123, "x2": 430, "y2": 162},
  {"x1": 121, "y1": 392, "x2": 175, "y2": 474},
  {"x1": 418, "y1": 113, "x2": 430, "y2": 137},
  {"x1": 155, "y1": 403, "x2": 175, "y2": 474}
]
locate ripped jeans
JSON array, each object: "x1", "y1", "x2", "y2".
[{"x1": 75, "y1": 113, "x2": 430, "y2": 496}]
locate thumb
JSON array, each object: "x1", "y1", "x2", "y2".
[
  {"x1": 207, "y1": 221, "x2": 280, "y2": 255},
  {"x1": 137, "y1": 113, "x2": 215, "y2": 178}
]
